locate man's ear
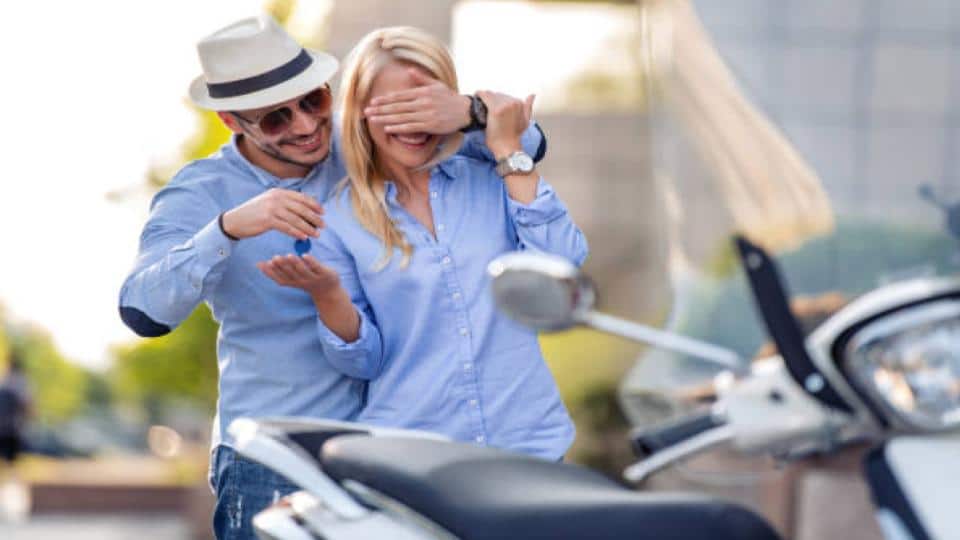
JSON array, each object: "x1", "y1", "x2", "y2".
[{"x1": 217, "y1": 111, "x2": 244, "y2": 134}]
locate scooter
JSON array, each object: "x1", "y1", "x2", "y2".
[{"x1": 231, "y1": 235, "x2": 959, "y2": 540}]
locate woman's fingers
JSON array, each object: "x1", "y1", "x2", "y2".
[
  {"x1": 524, "y1": 94, "x2": 536, "y2": 124},
  {"x1": 268, "y1": 256, "x2": 298, "y2": 283},
  {"x1": 258, "y1": 260, "x2": 289, "y2": 285}
]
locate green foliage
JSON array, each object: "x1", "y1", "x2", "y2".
[
  {"x1": 540, "y1": 328, "x2": 641, "y2": 470},
  {"x1": 266, "y1": 0, "x2": 297, "y2": 24},
  {"x1": 6, "y1": 326, "x2": 91, "y2": 424},
  {"x1": 111, "y1": 305, "x2": 219, "y2": 416}
]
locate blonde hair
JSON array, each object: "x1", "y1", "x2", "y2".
[{"x1": 338, "y1": 26, "x2": 464, "y2": 270}]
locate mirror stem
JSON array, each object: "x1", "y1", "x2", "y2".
[{"x1": 578, "y1": 311, "x2": 746, "y2": 373}]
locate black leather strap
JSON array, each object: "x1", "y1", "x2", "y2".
[{"x1": 460, "y1": 94, "x2": 488, "y2": 133}]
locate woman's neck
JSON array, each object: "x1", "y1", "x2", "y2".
[{"x1": 382, "y1": 161, "x2": 430, "y2": 200}]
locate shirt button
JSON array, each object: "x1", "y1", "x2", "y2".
[
  {"x1": 463, "y1": 362, "x2": 473, "y2": 371},
  {"x1": 430, "y1": 191, "x2": 438, "y2": 199},
  {"x1": 452, "y1": 292, "x2": 461, "y2": 300},
  {"x1": 437, "y1": 224, "x2": 445, "y2": 232},
  {"x1": 217, "y1": 248, "x2": 226, "y2": 257},
  {"x1": 469, "y1": 399, "x2": 478, "y2": 407},
  {"x1": 475, "y1": 435, "x2": 486, "y2": 443},
  {"x1": 459, "y1": 327, "x2": 469, "y2": 336},
  {"x1": 442, "y1": 256, "x2": 452, "y2": 265}
]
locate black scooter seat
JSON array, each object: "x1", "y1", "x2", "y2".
[{"x1": 321, "y1": 435, "x2": 780, "y2": 540}]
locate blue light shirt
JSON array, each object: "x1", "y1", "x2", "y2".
[
  {"x1": 118, "y1": 123, "x2": 546, "y2": 449},
  {"x1": 313, "y1": 156, "x2": 588, "y2": 460}
]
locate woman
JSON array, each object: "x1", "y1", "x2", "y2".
[{"x1": 258, "y1": 27, "x2": 587, "y2": 460}]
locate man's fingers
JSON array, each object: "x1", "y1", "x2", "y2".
[
  {"x1": 369, "y1": 112, "x2": 425, "y2": 127},
  {"x1": 365, "y1": 100, "x2": 422, "y2": 117},
  {"x1": 407, "y1": 68, "x2": 436, "y2": 86},
  {"x1": 274, "y1": 189, "x2": 323, "y2": 214},
  {"x1": 383, "y1": 122, "x2": 430, "y2": 134},
  {"x1": 293, "y1": 192, "x2": 323, "y2": 214},
  {"x1": 277, "y1": 209, "x2": 320, "y2": 239},
  {"x1": 273, "y1": 219, "x2": 312, "y2": 241},
  {"x1": 287, "y1": 199, "x2": 326, "y2": 230},
  {"x1": 369, "y1": 87, "x2": 424, "y2": 107}
]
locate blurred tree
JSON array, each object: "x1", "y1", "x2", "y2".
[
  {"x1": 111, "y1": 305, "x2": 219, "y2": 417},
  {"x1": 4, "y1": 324, "x2": 91, "y2": 424}
]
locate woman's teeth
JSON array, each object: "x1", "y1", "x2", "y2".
[{"x1": 395, "y1": 133, "x2": 430, "y2": 146}]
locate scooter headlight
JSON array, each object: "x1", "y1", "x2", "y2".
[{"x1": 845, "y1": 299, "x2": 960, "y2": 431}]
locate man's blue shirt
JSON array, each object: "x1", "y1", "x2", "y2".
[{"x1": 118, "y1": 125, "x2": 545, "y2": 448}]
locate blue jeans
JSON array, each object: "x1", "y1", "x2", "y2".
[{"x1": 211, "y1": 445, "x2": 300, "y2": 540}]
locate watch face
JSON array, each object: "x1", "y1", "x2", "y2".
[{"x1": 511, "y1": 153, "x2": 534, "y2": 172}]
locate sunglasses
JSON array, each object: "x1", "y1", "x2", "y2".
[{"x1": 232, "y1": 86, "x2": 332, "y2": 136}]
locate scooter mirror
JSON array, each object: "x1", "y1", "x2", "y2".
[{"x1": 487, "y1": 252, "x2": 595, "y2": 331}]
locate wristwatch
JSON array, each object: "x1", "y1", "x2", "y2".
[
  {"x1": 460, "y1": 94, "x2": 488, "y2": 133},
  {"x1": 495, "y1": 150, "x2": 535, "y2": 177}
]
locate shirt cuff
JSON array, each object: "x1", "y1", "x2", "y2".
[
  {"x1": 317, "y1": 309, "x2": 376, "y2": 350},
  {"x1": 185, "y1": 217, "x2": 235, "y2": 287},
  {"x1": 520, "y1": 121, "x2": 545, "y2": 160},
  {"x1": 507, "y1": 177, "x2": 569, "y2": 227}
]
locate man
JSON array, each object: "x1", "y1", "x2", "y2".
[{"x1": 118, "y1": 14, "x2": 547, "y2": 540}]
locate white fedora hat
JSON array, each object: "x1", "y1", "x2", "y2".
[{"x1": 189, "y1": 14, "x2": 339, "y2": 111}]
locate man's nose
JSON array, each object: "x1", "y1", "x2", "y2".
[{"x1": 288, "y1": 108, "x2": 322, "y2": 135}]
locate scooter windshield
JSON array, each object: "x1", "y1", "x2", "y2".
[{"x1": 615, "y1": 0, "x2": 960, "y2": 425}]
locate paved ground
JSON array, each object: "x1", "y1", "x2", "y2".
[{"x1": 0, "y1": 514, "x2": 193, "y2": 540}]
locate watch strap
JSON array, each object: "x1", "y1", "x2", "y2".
[{"x1": 460, "y1": 94, "x2": 487, "y2": 133}]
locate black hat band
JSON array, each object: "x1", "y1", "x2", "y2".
[{"x1": 207, "y1": 49, "x2": 313, "y2": 99}]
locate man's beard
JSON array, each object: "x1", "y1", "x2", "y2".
[{"x1": 249, "y1": 123, "x2": 331, "y2": 170}]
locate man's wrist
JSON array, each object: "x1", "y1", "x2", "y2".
[
  {"x1": 457, "y1": 94, "x2": 472, "y2": 131},
  {"x1": 460, "y1": 94, "x2": 488, "y2": 133},
  {"x1": 218, "y1": 212, "x2": 240, "y2": 241}
]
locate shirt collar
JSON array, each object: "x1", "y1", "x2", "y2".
[{"x1": 382, "y1": 159, "x2": 456, "y2": 205}]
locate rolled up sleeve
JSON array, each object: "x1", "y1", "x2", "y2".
[
  {"x1": 312, "y1": 227, "x2": 386, "y2": 380},
  {"x1": 118, "y1": 183, "x2": 234, "y2": 336},
  {"x1": 507, "y1": 177, "x2": 589, "y2": 267}
]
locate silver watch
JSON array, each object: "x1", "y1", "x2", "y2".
[{"x1": 495, "y1": 151, "x2": 535, "y2": 177}]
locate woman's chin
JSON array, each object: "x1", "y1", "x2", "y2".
[{"x1": 382, "y1": 138, "x2": 440, "y2": 170}]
